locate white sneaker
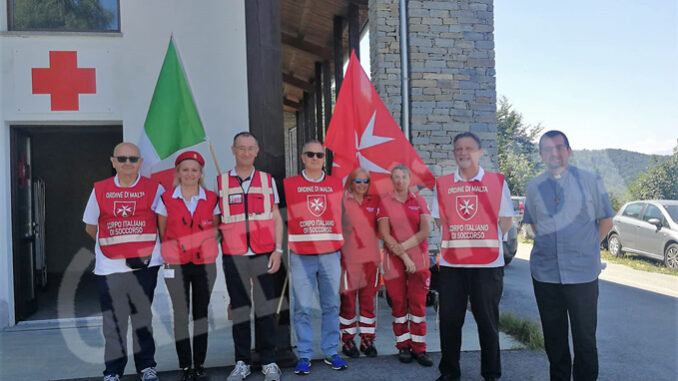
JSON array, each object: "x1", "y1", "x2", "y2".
[
  {"x1": 227, "y1": 361, "x2": 251, "y2": 381},
  {"x1": 140, "y1": 367, "x2": 159, "y2": 381},
  {"x1": 104, "y1": 375, "x2": 120, "y2": 381},
  {"x1": 262, "y1": 362, "x2": 282, "y2": 381}
]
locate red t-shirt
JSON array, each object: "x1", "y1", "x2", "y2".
[
  {"x1": 342, "y1": 192, "x2": 380, "y2": 264},
  {"x1": 377, "y1": 191, "x2": 430, "y2": 256}
]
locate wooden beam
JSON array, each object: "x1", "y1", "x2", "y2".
[
  {"x1": 315, "y1": 62, "x2": 323, "y2": 142},
  {"x1": 296, "y1": 110, "x2": 305, "y2": 171},
  {"x1": 333, "y1": 16, "x2": 344, "y2": 93},
  {"x1": 304, "y1": 92, "x2": 316, "y2": 141},
  {"x1": 349, "y1": 0, "x2": 368, "y2": 7},
  {"x1": 322, "y1": 59, "x2": 334, "y2": 172},
  {"x1": 283, "y1": 98, "x2": 302, "y2": 110},
  {"x1": 283, "y1": 73, "x2": 314, "y2": 93},
  {"x1": 348, "y1": 2, "x2": 360, "y2": 59},
  {"x1": 281, "y1": 32, "x2": 333, "y2": 60}
]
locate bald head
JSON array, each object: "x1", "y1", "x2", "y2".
[{"x1": 113, "y1": 142, "x2": 140, "y2": 157}]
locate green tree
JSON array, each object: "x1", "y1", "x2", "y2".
[
  {"x1": 14, "y1": 0, "x2": 115, "y2": 31},
  {"x1": 496, "y1": 97, "x2": 543, "y2": 195},
  {"x1": 629, "y1": 153, "x2": 678, "y2": 200}
]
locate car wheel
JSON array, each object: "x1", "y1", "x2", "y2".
[
  {"x1": 664, "y1": 243, "x2": 678, "y2": 269},
  {"x1": 608, "y1": 233, "x2": 624, "y2": 257}
]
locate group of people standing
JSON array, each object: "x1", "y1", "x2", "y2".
[{"x1": 84, "y1": 128, "x2": 613, "y2": 381}]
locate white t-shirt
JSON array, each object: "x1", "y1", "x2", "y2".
[
  {"x1": 226, "y1": 168, "x2": 280, "y2": 255},
  {"x1": 82, "y1": 175, "x2": 165, "y2": 275},
  {"x1": 431, "y1": 167, "x2": 514, "y2": 268},
  {"x1": 155, "y1": 186, "x2": 221, "y2": 217}
]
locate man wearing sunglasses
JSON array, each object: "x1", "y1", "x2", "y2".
[
  {"x1": 83, "y1": 142, "x2": 165, "y2": 381},
  {"x1": 283, "y1": 140, "x2": 347, "y2": 374}
]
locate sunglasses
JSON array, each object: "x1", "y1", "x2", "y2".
[
  {"x1": 303, "y1": 151, "x2": 326, "y2": 159},
  {"x1": 354, "y1": 178, "x2": 370, "y2": 184},
  {"x1": 114, "y1": 156, "x2": 140, "y2": 163}
]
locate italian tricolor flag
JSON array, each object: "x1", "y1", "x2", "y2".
[{"x1": 139, "y1": 36, "x2": 205, "y2": 189}]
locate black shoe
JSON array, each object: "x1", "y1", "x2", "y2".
[
  {"x1": 360, "y1": 337, "x2": 378, "y2": 357},
  {"x1": 412, "y1": 351, "x2": 433, "y2": 367},
  {"x1": 435, "y1": 375, "x2": 460, "y2": 381},
  {"x1": 342, "y1": 340, "x2": 360, "y2": 358},
  {"x1": 181, "y1": 367, "x2": 194, "y2": 381},
  {"x1": 398, "y1": 348, "x2": 413, "y2": 363},
  {"x1": 194, "y1": 365, "x2": 207, "y2": 379},
  {"x1": 484, "y1": 378, "x2": 497, "y2": 381}
]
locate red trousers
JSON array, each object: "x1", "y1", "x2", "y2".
[
  {"x1": 383, "y1": 251, "x2": 430, "y2": 353},
  {"x1": 339, "y1": 261, "x2": 380, "y2": 343}
]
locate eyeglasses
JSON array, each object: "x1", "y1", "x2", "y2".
[
  {"x1": 354, "y1": 178, "x2": 370, "y2": 184},
  {"x1": 234, "y1": 146, "x2": 258, "y2": 153},
  {"x1": 303, "y1": 151, "x2": 326, "y2": 159},
  {"x1": 541, "y1": 144, "x2": 569, "y2": 154},
  {"x1": 114, "y1": 156, "x2": 140, "y2": 163}
]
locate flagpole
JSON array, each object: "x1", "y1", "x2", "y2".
[{"x1": 206, "y1": 137, "x2": 222, "y2": 174}]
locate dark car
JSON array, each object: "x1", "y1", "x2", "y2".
[
  {"x1": 503, "y1": 223, "x2": 518, "y2": 265},
  {"x1": 607, "y1": 200, "x2": 678, "y2": 269}
]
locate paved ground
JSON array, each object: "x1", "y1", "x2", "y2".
[
  {"x1": 1, "y1": 280, "x2": 527, "y2": 381},
  {"x1": 501, "y1": 243, "x2": 678, "y2": 381},
  {"x1": 67, "y1": 350, "x2": 549, "y2": 381}
]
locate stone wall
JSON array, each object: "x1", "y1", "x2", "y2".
[
  {"x1": 370, "y1": 0, "x2": 497, "y2": 175},
  {"x1": 370, "y1": 0, "x2": 498, "y2": 248}
]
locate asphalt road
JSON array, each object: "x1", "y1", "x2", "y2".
[{"x1": 501, "y1": 243, "x2": 678, "y2": 381}]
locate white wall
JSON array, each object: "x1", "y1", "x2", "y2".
[{"x1": 0, "y1": 0, "x2": 249, "y2": 327}]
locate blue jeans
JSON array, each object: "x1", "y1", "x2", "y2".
[{"x1": 290, "y1": 251, "x2": 341, "y2": 359}]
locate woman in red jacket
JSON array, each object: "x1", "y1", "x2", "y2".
[
  {"x1": 339, "y1": 167, "x2": 381, "y2": 358},
  {"x1": 157, "y1": 151, "x2": 220, "y2": 381},
  {"x1": 377, "y1": 164, "x2": 433, "y2": 367}
]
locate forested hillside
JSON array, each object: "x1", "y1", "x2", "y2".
[{"x1": 570, "y1": 149, "x2": 669, "y2": 198}]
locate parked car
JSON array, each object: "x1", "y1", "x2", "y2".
[
  {"x1": 607, "y1": 200, "x2": 678, "y2": 269},
  {"x1": 511, "y1": 196, "x2": 526, "y2": 227},
  {"x1": 503, "y1": 223, "x2": 518, "y2": 265}
]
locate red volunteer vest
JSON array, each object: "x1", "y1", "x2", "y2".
[
  {"x1": 218, "y1": 170, "x2": 276, "y2": 255},
  {"x1": 436, "y1": 171, "x2": 504, "y2": 265},
  {"x1": 94, "y1": 176, "x2": 159, "y2": 259},
  {"x1": 341, "y1": 193, "x2": 380, "y2": 263},
  {"x1": 161, "y1": 188, "x2": 219, "y2": 264},
  {"x1": 284, "y1": 174, "x2": 344, "y2": 254}
]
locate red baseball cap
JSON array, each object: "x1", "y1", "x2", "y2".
[{"x1": 175, "y1": 151, "x2": 205, "y2": 167}]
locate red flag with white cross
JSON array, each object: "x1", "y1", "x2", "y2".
[{"x1": 324, "y1": 51, "x2": 435, "y2": 194}]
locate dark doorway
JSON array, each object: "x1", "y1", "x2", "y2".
[{"x1": 11, "y1": 125, "x2": 122, "y2": 321}]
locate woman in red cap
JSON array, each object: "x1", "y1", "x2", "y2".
[
  {"x1": 157, "y1": 151, "x2": 220, "y2": 380},
  {"x1": 339, "y1": 167, "x2": 381, "y2": 358}
]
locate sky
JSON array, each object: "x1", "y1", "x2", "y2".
[{"x1": 494, "y1": 0, "x2": 677, "y2": 155}]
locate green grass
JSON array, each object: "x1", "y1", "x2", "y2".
[
  {"x1": 499, "y1": 311, "x2": 544, "y2": 350},
  {"x1": 601, "y1": 250, "x2": 678, "y2": 276}
]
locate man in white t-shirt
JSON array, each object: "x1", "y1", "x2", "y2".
[
  {"x1": 432, "y1": 132, "x2": 513, "y2": 381},
  {"x1": 82, "y1": 142, "x2": 164, "y2": 381}
]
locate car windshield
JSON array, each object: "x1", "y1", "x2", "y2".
[{"x1": 662, "y1": 205, "x2": 678, "y2": 223}]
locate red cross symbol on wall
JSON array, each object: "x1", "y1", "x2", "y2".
[{"x1": 32, "y1": 51, "x2": 96, "y2": 111}]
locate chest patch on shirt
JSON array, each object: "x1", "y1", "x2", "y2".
[
  {"x1": 229, "y1": 193, "x2": 243, "y2": 204},
  {"x1": 408, "y1": 205, "x2": 420, "y2": 211}
]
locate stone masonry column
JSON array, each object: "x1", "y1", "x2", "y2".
[{"x1": 370, "y1": 0, "x2": 498, "y2": 248}]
